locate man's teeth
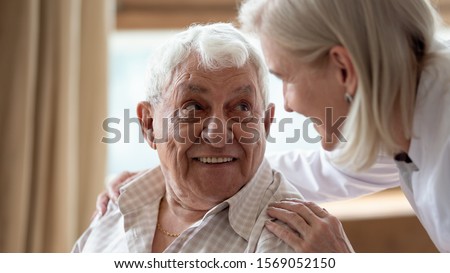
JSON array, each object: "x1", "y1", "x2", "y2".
[{"x1": 197, "y1": 157, "x2": 234, "y2": 164}]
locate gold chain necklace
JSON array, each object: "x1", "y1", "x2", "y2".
[{"x1": 156, "y1": 223, "x2": 180, "y2": 237}]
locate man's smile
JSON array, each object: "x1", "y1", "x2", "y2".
[{"x1": 194, "y1": 157, "x2": 237, "y2": 164}]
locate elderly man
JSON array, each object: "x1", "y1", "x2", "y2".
[{"x1": 72, "y1": 23, "x2": 305, "y2": 253}]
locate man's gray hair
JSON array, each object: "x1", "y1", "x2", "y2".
[{"x1": 145, "y1": 23, "x2": 269, "y2": 108}]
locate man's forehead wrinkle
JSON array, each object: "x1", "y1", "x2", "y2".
[
  {"x1": 167, "y1": 72, "x2": 191, "y2": 102},
  {"x1": 238, "y1": 82, "x2": 260, "y2": 95},
  {"x1": 237, "y1": 85, "x2": 252, "y2": 94}
]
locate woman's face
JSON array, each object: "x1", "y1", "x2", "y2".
[{"x1": 260, "y1": 35, "x2": 352, "y2": 150}]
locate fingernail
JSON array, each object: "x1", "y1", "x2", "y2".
[
  {"x1": 283, "y1": 198, "x2": 304, "y2": 202},
  {"x1": 269, "y1": 201, "x2": 282, "y2": 206}
]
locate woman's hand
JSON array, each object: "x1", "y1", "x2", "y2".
[
  {"x1": 265, "y1": 199, "x2": 354, "y2": 253},
  {"x1": 94, "y1": 171, "x2": 141, "y2": 217}
]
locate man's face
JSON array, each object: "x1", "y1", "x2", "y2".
[{"x1": 140, "y1": 55, "x2": 273, "y2": 210}]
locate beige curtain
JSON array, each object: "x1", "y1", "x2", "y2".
[{"x1": 0, "y1": 0, "x2": 111, "y2": 252}]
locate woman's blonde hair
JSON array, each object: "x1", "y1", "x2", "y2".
[{"x1": 239, "y1": 0, "x2": 440, "y2": 170}]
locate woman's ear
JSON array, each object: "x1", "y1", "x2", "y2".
[
  {"x1": 137, "y1": 102, "x2": 156, "y2": 150},
  {"x1": 329, "y1": 46, "x2": 358, "y2": 96}
]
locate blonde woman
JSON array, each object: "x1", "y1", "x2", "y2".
[{"x1": 237, "y1": 0, "x2": 450, "y2": 252}]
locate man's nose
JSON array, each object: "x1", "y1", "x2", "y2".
[{"x1": 201, "y1": 116, "x2": 233, "y2": 148}]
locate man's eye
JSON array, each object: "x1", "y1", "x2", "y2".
[
  {"x1": 184, "y1": 103, "x2": 203, "y2": 111},
  {"x1": 235, "y1": 102, "x2": 250, "y2": 112}
]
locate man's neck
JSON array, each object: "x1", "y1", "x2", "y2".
[{"x1": 161, "y1": 194, "x2": 209, "y2": 226}]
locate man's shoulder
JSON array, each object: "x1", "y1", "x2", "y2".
[
  {"x1": 117, "y1": 166, "x2": 166, "y2": 213},
  {"x1": 119, "y1": 166, "x2": 164, "y2": 195},
  {"x1": 271, "y1": 168, "x2": 305, "y2": 200}
]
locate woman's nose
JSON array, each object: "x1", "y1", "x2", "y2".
[{"x1": 283, "y1": 82, "x2": 294, "y2": 112}]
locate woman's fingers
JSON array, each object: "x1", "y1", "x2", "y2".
[
  {"x1": 265, "y1": 220, "x2": 304, "y2": 252},
  {"x1": 266, "y1": 199, "x2": 354, "y2": 252},
  {"x1": 107, "y1": 171, "x2": 138, "y2": 201},
  {"x1": 95, "y1": 191, "x2": 110, "y2": 216},
  {"x1": 96, "y1": 171, "x2": 140, "y2": 216},
  {"x1": 301, "y1": 200, "x2": 329, "y2": 218},
  {"x1": 267, "y1": 206, "x2": 310, "y2": 236},
  {"x1": 301, "y1": 214, "x2": 354, "y2": 253},
  {"x1": 269, "y1": 200, "x2": 319, "y2": 224}
]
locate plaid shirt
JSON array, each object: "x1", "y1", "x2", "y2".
[{"x1": 72, "y1": 159, "x2": 303, "y2": 253}]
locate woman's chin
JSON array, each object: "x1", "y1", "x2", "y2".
[{"x1": 320, "y1": 139, "x2": 338, "y2": 151}]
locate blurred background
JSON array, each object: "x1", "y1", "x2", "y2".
[{"x1": 1, "y1": 0, "x2": 449, "y2": 252}]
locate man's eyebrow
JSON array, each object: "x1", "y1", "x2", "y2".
[
  {"x1": 182, "y1": 84, "x2": 253, "y2": 95},
  {"x1": 233, "y1": 85, "x2": 253, "y2": 95},
  {"x1": 187, "y1": 84, "x2": 207, "y2": 93}
]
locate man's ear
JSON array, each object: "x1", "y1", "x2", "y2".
[
  {"x1": 137, "y1": 101, "x2": 156, "y2": 150},
  {"x1": 329, "y1": 46, "x2": 358, "y2": 96},
  {"x1": 264, "y1": 103, "x2": 275, "y2": 137}
]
